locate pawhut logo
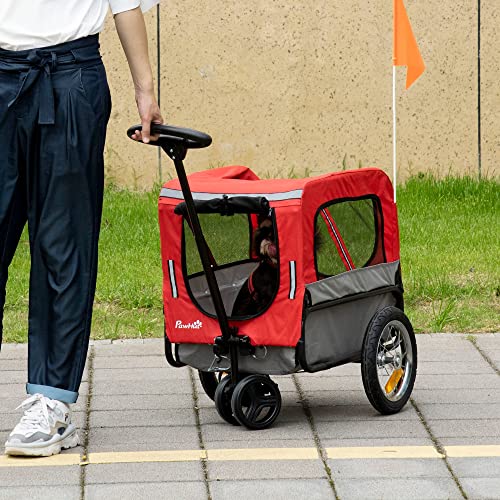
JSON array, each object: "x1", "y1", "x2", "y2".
[{"x1": 175, "y1": 320, "x2": 203, "y2": 330}]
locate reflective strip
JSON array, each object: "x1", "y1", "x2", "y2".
[
  {"x1": 160, "y1": 188, "x2": 303, "y2": 202},
  {"x1": 168, "y1": 260, "x2": 178, "y2": 298},
  {"x1": 321, "y1": 208, "x2": 353, "y2": 271},
  {"x1": 289, "y1": 261, "x2": 297, "y2": 299}
]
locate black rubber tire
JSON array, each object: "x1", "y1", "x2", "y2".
[
  {"x1": 214, "y1": 375, "x2": 240, "y2": 425},
  {"x1": 231, "y1": 375, "x2": 282, "y2": 430},
  {"x1": 198, "y1": 371, "x2": 219, "y2": 401},
  {"x1": 361, "y1": 306, "x2": 418, "y2": 415}
]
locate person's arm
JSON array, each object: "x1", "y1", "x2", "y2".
[{"x1": 114, "y1": 7, "x2": 163, "y2": 143}]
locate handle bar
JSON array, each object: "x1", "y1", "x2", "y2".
[{"x1": 127, "y1": 124, "x2": 212, "y2": 150}]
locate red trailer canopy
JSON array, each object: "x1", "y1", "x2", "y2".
[{"x1": 159, "y1": 166, "x2": 399, "y2": 348}]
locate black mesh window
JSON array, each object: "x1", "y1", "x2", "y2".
[
  {"x1": 184, "y1": 214, "x2": 250, "y2": 275},
  {"x1": 182, "y1": 211, "x2": 280, "y2": 319},
  {"x1": 315, "y1": 197, "x2": 385, "y2": 278}
]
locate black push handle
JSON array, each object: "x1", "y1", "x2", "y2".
[
  {"x1": 128, "y1": 122, "x2": 241, "y2": 380},
  {"x1": 127, "y1": 124, "x2": 212, "y2": 150}
]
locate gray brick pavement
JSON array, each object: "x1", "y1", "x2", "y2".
[{"x1": 0, "y1": 333, "x2": 498, "y2": 499}]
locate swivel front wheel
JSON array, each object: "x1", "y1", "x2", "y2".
[
  {"x1": 214, "y1": 375, "x2": 239, "y2": 425},
  {"x1": 231, "y1": 375, "x2": 281, "y2": 430}
]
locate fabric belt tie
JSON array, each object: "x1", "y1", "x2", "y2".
[
  {"x1": 2, "y1": 35, "x2": 101, "y2": 125},
  {"x1": 7, "y1": 50, "x2": 58, "y2": 124},
  {"x1": 7, "y1": 50, "x2": 63, "y2": 125}
]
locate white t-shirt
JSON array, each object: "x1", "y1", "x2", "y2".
[{"x1": 0, "y1": 0, "x2": 160, "y2": 51}]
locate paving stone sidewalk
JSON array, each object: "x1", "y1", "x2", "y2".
[{"x1": 0, "y1": 333, "x2": 499, "y2": 500}]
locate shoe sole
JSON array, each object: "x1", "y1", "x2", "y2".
[{"x1": 5, "y1": 427, "x2": 80, "y2": 457}]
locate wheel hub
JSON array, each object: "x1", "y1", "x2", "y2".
[
  {"x1": 394, "y1": 354, "x2": 402, "y2": 368},
  {"x1": 374, "y1": 319, "x2": 415, "y2": 403}
]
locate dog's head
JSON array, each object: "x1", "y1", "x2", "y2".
[{"x1": 253, "y1": 217, "x2": 277, "y2": 263}]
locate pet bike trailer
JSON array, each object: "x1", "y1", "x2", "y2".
[{"x1": 128, "y1": 124, "x2": 418, "y2": 430}]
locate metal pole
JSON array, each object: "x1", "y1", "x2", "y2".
[
  {"x1": 478, "y1": 0, "x2": 482, "y2": 180},
  {"x1": 157, "y1": 4, "x2": 162, "y2": 183},
  {"x1": 392, "y1": 0, "x2": 397, "y2": 203},
  {"x1": 393, "y1": 67, "x2": 397, "y2": 204}
]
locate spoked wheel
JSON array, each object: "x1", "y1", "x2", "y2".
[
  {"x1": 361, "y1": 306, "x2": 417, "y2": 414},
  {"x1": 214, "y1": 375, "x2": 240, "y2": 425},
  {"x1": 231, "y1": 375, "x2": 282, "y2": 430},
  {"x1": 198, "y1": 371, "x2": 225, "y2": 401}
]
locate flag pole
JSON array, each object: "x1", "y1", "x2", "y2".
[
  {"x1": 392, "y1": 0, "x2": 397, "y2": 204},
  {"x1": 392, "y1": 67, "x2": 397, "y2": 204}
]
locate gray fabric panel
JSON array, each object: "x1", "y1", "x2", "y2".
[
  {"x1": 306, "y1": 261, "x2": 400, "y2": 306},
  {"x1": 161, "y1": 188, "x2": 303, "y2": 201},
  {"x1": 188, "y1": 262, "x2": 259, "y2": 316},
  {"x1": 177, "y1": 343, "x2": 298, "y2": 375},
  {"x1": 303, "y1": 292, "x2": 396, "y2": 371}
]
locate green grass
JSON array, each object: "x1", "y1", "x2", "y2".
[
  {"x1": 398, "y1": 174, "x2": 499, "y2": 332},
  {"x1": 2, "y1": 174, "x2": 499, "y2": 343}
]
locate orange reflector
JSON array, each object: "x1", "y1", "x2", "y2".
[{"x1": 385, "y1": 368, "x2": 404, "y2": 394}]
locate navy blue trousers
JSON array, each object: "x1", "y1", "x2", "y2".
[{"x1": 0, "y1": 35, "x2": 111, "y2": 403}]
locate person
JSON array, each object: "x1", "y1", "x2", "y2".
[{"x1": 0, "y1": 0, "x2": 163, "y2": 456}]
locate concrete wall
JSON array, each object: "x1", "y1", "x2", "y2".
[{"x1": 101, "y1": 1, "x2": 498, "y2": 189}]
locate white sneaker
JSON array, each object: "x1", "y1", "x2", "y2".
[{"x1": 4, "y1": 393, "x2": 80, "y2": 457}]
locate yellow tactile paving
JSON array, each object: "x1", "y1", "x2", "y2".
[
  {"x1": 0, "y1": 453, "x2": 81, "y2": 467},
  {"x1": 207, "y1": 447, "x2": 319, "y2": 461},
  {"x1": 88, "y1": 449, "x2": 205, "y2": 464},
  {"x1": 445, "y1": 445, "x2": 500, "y2": 458},
  {"x1": 326, "y1": 446, "x2": 443, "y2": 459},
  {"x1": 1, "y1": 445, "x2": 499, "y2": 468}
]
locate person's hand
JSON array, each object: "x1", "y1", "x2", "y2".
[{"x1": 130, "y1": 88, "x2": 163, "y2": 144}]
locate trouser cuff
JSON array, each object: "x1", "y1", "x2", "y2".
[{"x1": 26, "y1": 383, "x2": 78, "y2": 404}]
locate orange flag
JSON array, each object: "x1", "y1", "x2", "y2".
[{"x1": 393, "y1": 0, "x2": 425, "y2": 89}]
